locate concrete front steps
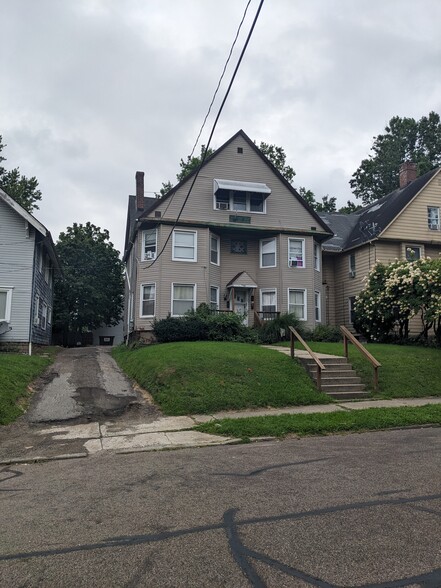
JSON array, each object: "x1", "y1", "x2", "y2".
[{"x1": 299, "y1": 356, "x2": 370, "y2": 400}]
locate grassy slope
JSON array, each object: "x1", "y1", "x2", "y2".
[
  {"x1": 0, "y1": 353, "x2": 54, "y2": 425},
  {"x1": 196, "y1": 405, "x2": 441, "y2": 439},
  {"x1": 280, "y1": 341, "x2": 441, "y2": 398},
  {"x1": 113, "y1": 342, "x2": 330, "y2": 415}
]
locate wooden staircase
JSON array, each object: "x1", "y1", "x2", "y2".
[{"x1": 299, "y1": 356, "x2": 370, "y2": 400}]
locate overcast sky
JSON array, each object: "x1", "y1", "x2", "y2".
[{"x1": 2, "y1": 0, "x2": 441, "y2": 254}]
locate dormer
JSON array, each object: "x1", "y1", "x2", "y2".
[{"x1": 213, "y1": 179, "x2": 271, "y2": 214}]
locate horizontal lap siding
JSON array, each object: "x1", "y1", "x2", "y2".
[
  {"x1": 0, "y1": 201, "x2": 34, "y2": 342},
  {"x1": 322, "y1": 254, "x2": 335, "y2": 325}
]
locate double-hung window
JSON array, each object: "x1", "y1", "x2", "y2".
[
  {"x1": 140, "y1": 284, "x2": 156, "y2": 317},
  {"x1": 210, "y1": 286, "x2": 219, "y2": 310},
  {"x1": 428, "y1": 207, "x2": 440, "y2": 230},
  {"x1": 314, "y1": 243, "x2": 320, "y2": 271},
  {"x1": 288, "y1": 239, "x2": 305, "y2": 268},
  {"x1": 41, "y1": 303, "x2": 48, "y2": 330},
  {"x1": 34, "y1": 294, "x2": 40, "y2": 326},
  {"x1": 210, "y1": 235, "x2": 220, "y2": 265},
  {"x1": 288, "y1": 289, "x2": 306, "y2": 320},
  {"x1": 405, "y1": 245, "x2": 422, "y2": 261},
  {"x1": 260, "y1": 289, "x2": 276, "y2": 320},
  {"x1": 142, "y1": 229, "x2": 157, "y2": 261},
  {"x1": 213, "y1": 180, "x2": 270, "y2": 213},
  {"x1": 349, "y1": 297, "x2": 356, "y2": 324},
  {"x1": 0, "y1": 288, "x2": 12, "y2": 322},
  {"x1": 44, "y1": 257, "x2": 50, "y2": 283},
  {"x1": 172, "y1": 284, "x2": 195, "y2": 316},
  {"x1": 314, "y1": 291, "x2": 321, "y2": 322},
  {"x1": 260, "y1": 238, "x2": 276, "y2": 268},
  {"x1": 173, "y1": 230, "x2": 197, "y2": 262}
]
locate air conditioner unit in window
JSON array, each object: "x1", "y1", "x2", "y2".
[
  {"x1": 216, "y1": 202, "x2": 229, "y2": 210},
  {"x1": 349, "y1": 270, "x2": 356, "y2": 278},
  {"x1": 429, "y1": 223, "x2": 440, "y2": 231},
  {"x1": 145, "y1": 251, "x2": 156, "y2": 260},
  {"x1": 289, "y1": 259, "x2": 299, "y2": 268}
]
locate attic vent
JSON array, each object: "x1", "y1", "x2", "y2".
[
  {"x1": 155, "y1": 211, "x2": 161, "y2": 218},
  {"x1": 237, "y1": 147, "x2": 243, "y2": 154}
]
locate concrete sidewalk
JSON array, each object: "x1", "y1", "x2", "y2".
[{"x1": 1, "y1": 397, "x2": 440, "y2": 465}]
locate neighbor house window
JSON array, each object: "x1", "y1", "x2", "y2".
[
  {"x1": 314, "y1": 243, "x2": 320, "y2": 271},
  {"x1": 349, "y1": 252, "x2": 356, "y2": 277},
  {"x1": 260, "y1": 289, "x2": 276, "y2": 320},
  {"x1": 0, "y1": 288, "x2": 12, "y2": 322},
  {"x1": 428, "y1": 207, "x2": 440, "y2": 230},
  {"x1": 405, "y1": 245, "x2": 422, "y2": 261},
  {"x1": 44, "y1": 257, "x2": 50, "y2": 283},
  {"x1": 41, "y1": 303, "x2": 47, "y2": 330},
  {"x1": 210, "y1": 286, "x2": 219, "y2": 310},
  {"x1": 260, "y1": 238, "x2": 276, "y2": 268},
  {"x1": 288, "y1": 238, "x2": 305, "y2": 268},
  {"x1": 34, "y1": 294, "x2": 40, "y2": 326},
  {"x1": 142, "y1": 229, "x2": 157, "y2": 261},
  {"x1": 38, "y1": 249, "x2": 43, "y2": 273},
  {"x1": 172, "y1": 284, "x2": 195, "y2": 316},
  {"x1": 172, "y1": 230, "x2": 197, "y2": 262},
  {"x1": 315, "y1": 291, "x2": 321, "y2": 322},
  {"x1": 48, "y1": 306, "x2": 52, "y2": 325},
  {"x1": 210, "y1": 235, "x2": 220, "y2": 265},
  {"x1": 140, "y1": 284, "x2": 156, "y2": 317},
  {"x1": 288, "y1": 289, "x2": 306, "y2": 320},
  {"x1": 349, "y1": 297, "x2": 356, "y2": 324}
]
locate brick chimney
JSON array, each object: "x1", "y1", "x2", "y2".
[
  {"x1": 136, "y1": 171, "x2": 145, "y2": 211},
  {"x1": 399, "y1": 162, "x2": 417, "y2": 189}
]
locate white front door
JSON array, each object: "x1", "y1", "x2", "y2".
[{"x1": 234, "y1": 289, "x2": 248, "y2": 325}]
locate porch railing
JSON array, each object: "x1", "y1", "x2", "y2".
[
  {"x1": 340, "y1": 325, "x2": 381, "y2": 391},
  {"x1": 289, "y1": 326, "x2": 326, "y2": 391}
]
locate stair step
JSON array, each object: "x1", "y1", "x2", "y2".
[
  {"x1": 316, "y1": 376, "x2": 362, "y2": 385},
  {"x1": 320, "y1": 383, "x2": 366, "y2": 393}
]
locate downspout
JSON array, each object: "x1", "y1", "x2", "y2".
[{"x1": 124, "y1": 265, "x2": 131, "y2": 347}]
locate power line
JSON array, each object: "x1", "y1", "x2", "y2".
[{"x1": 147, "y1": 0, "x2": 265, "y2": 268}]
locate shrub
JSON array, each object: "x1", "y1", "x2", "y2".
[
  {"x1": 257, "y1": 313, "x2": 301, "y2": 344},
  {"x1": 153, "y1": 314, "x2": 208, "y2": 343},
  {"x1": 310, "y1": 325, "x2": 342, "y2": 342}
]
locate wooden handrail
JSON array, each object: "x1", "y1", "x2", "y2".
[
  {"x1": 340, "y1": 325, "x2": 381, "y2": 391},
  {"x1": 289, "y1": 326, "x2": 325, "y2": 391}
]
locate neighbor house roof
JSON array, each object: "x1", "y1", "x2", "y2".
[
  {"x1": 321, "y1": 167, "x2": 441, "y2": 252},
  {"x1": 123, "y1": 194, "x2": 157, "y2": 261}
]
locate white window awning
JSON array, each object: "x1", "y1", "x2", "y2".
[{"x1": 214, "y1": 179, "x2": 271, "y2": 195}]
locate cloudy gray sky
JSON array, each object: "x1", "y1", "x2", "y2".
[{"x1": 2, "y1": 0, "x2": 441, "y2": 254}]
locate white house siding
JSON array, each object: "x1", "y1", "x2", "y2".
[{"x1": 0, "y1": 199, "x2": 34, "y2": 343}]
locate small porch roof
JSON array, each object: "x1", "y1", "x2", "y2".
[
  {"x1": 226, "y1": 271, "x2": 258, "y2": 289},
  {"x1": 214, "y1": 178, "x2": 271, "y2": 196}
]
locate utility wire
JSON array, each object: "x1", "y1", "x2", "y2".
[{"x1": 147, "y1": 0, "x2": 265, "y2": 268}]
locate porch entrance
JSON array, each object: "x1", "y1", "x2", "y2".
[{"x1": 233, "y1": 288, "x2": 249, "y2": 325}]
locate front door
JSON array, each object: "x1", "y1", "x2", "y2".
[{"x1": 234, "y1": 289, "x2": 248, "y2": 325}]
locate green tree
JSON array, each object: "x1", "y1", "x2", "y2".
[
  {"x1": 177, "y1": 144, "x2": 215, "y2": 182},
  {"x1": 257, "y1": 142, "x2": 296, "y2": 184},
  {"x1": 0, "y1": 135, "x2": 42, "y2": 213},
  {"x1": 53, "y1": 223, "x2": 124, "y2": 334},
  {"x1": 350, "y1": 111, "x2": 441, "y2": 205}
]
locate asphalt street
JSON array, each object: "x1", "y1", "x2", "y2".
[{"x1": 1, "y1": 427, "x2": 440, "y2": 587}]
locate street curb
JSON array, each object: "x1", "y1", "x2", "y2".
[
  {"x1": 0, "y1": 452, "x2": 88, "y2": 466},
  {"x1": 114, "y1": 439, "x2": 241, "y2": 455}
]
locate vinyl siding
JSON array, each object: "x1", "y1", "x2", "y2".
[
  {"x1": 322, "y1": 254, "x2": 335, "y2": 325},
  {"x1": 0, "y1": 200, "x2": 34, "y2": 342},
  {"x1": 381, "y1": 172, "x2": 441, "y2": 242}
]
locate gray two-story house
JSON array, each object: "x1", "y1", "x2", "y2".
[
  {"x1": 123, "y1": 130, "x2": 333, "y2": 341},
  {"x1": 0, "y1": 187, "x2": 60, "y2": 351}
]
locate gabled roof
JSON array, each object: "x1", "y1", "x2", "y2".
[
  {"x1": 123, "y1": 194, "x2": 157, "y2": 261},
  {"x1": 137, "y1": 129, "x2": 333, "y2": 236},
  {"x1": 226, "y1": 271, "x2": 258, "y2": 289},
  {"x1": 321, "y1": 167, "x2": 441, "y2": 252},
  {"x1": 0, "y1": 187, "x2": 61, "y2": 272}
]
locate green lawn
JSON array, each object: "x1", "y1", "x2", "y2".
[
  {"x1": 0, "y1": 351, "x2": 56, "y2": 425},
  {"x1": 279, "y1": 341, "x2": 441, "y2": 398},
  {"x1": 196, "y1": 404, "x2": 441, "y2": 439},
  {"x1": 112, "y1": 342, "x2": 330, "y2": 415}
]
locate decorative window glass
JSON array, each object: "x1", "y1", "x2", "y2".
[
  {"x1": 428, "y1": 207, "x2": 440, "y2": 230},
  {"x1": 405, "y1": 246, "x2": 421, "y2": 261},
  {"x1": 288, "y1": 239, "x2": 305, "y2": 268},
  {"x1": 172, "y1": 230, "x2": 197, "y2": 262},
  {"x1": 314, "y1": 243, "x2": 320, "y2": 271},
  {"x1": 0, "y1": 288, "x2": 12, "y2": 322},
  {"x1": 288, "y1": 289, "x2": 306, "y2": 320},
  {"x1": 315, "y1": 291, "x2": 321, "y2": 322},
  {"x1": 231, "y1": 240, "x2": 247, "y2": 254},
  {"x1": 210, "y1": 235, "x2": 220, "y2": 265},
  {"x1": 141, "y1": 284, "x2": 156, "y2": 317},
  {"x1": 210, "y1": 286, "x2": 219, "y2": 310},
  {"x1": 142, "y1": 229, "x2": 157, "y2": 261},
  {"x1": 261, "y1": 289, "x2": 276, "y2": 320},
  {"x1": 349, "y1": 253, "x2": 356, "y2": 276},
  {"x1": 172, "y1": 284, "x2": 195, "y2": 316},
  {"x1": 260, "y1": 238, "x2": 276, "y2": 268},
  {"x1": 41, "y1": 303, "x2": 47, "y2": 330}
]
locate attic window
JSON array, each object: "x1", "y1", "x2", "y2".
[
  {"x1": 213, "y1": 179, "x2": 270, "y2": 213},
  {"x1": 237, "y1": 147, "x2": 243, "y2": 154}
]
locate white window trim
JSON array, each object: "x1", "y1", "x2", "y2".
[
  {"x1": 0, "y1": 287, "x2": 13, "y2": 322},
  {"x1": 404, "y1": 243, "x2": 423, "y2": 261},
  {"x1": 260, "y1": 288, "x2": 277, "y2": 312},
  {"x1": 172, "y1": 229, "x2": 197, "y2": 262},
  {"x1": 314, "y1": 243, "x2": 320, "y2": 272},
  {"x1": 139, "y1": 283, "x2": 156, "y2": 318},
  {"x1": 210, "y1": 285, "x2": 219, "y2": 310},
  {"x1": 428, "y1": 206, "x2": 440, "y2": 230},
  {"x1": 210, "y1": 234, "x2": 220, "y2": 266},
  {"x1": 314, "y1": 290, "x2": 321, "y2": 323},
  {"x1": 287, "y1": 288, "x2": 307, "y2": 321},
  {"x1": 348, "y1": 297, "x2": 356, "y2": 324},
  {"x1": 287, "y1": 238, "x2": 306, "y2": 269},
  {"x1": 171, "y1": 283, "x2": 196, "y2": 317},
  {"x1": 41, "y1": 302, "x2": 48, "y2": 331},
  {"x1": 142, "y1": 228, "x2": 158, "y2": 261},
  {"x1": 260, "y1": 237, "x2": 277, "y2": 268},
  {"x1": 213, "y1": 190, "x2": 267, "y2": 214}
]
